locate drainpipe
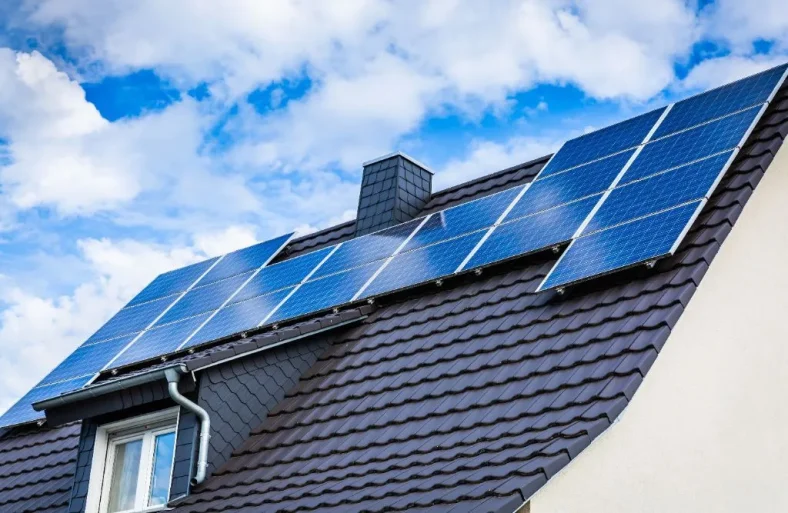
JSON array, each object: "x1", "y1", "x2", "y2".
[{"x1": 164, "y1": 367, "x2": 210, "y2": 485}]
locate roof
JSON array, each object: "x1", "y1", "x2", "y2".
[
  {"x1": 165, "y1": 86, "x2": 788, "y2": 513},
  {"x1": 0, "y1": 422, "x2": 80, "y2": 513},
  {"x1": 2, "y1": 83, "x2": 786, "y2": 513}
]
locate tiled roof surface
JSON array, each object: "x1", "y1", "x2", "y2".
[
  {"x1": 0, "y1": 422, "x2": 80, "y2": 512},
  {"x1": 169, "y1": 87, "x2": 788, "y2": 513}
]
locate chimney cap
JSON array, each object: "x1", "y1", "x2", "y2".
[{"x1": 362, "y1": 151, "x2": 435, "y2": 175}]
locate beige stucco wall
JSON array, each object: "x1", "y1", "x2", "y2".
[{"x1": 529, "y1": 144, "x2": 788, "y2": 513}]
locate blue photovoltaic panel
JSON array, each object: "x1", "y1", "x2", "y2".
[
  {"x1": 404, "y1": 186, "x2": 522, "y2": 251},
  {"x1": 653, "y1": 64, "x2": 787, "y2": 139},
  {"x1": 361, "y1": 231, "x2": 485, "y2": 299},
  {"x1": 156, "y1": 272, "x2": 253, "y2": 325},
  {"x1": 184, "y1": 288, "x2": 294, "y2": 349},
  {"x1": 622, "y1": 105, "x2": 759, "y2": 185},
  {"x1": 229, "y1": 247, "x2": 333, "y2": 305},
  {"x1": 112, "y1": 313, "x2": 212, "y2": 367},
  {"x1": 541, "y1": 107, "x2": 665, "y2": 177},
  {"x1": 583, "y1": 151, "x2": 733, "y2": 234},
  {"x1": 0, "y1": 375, "x2": 92, "y2": 427},
  {"x1": 39, "y1": 335, "x2": 136, "y2": 385},
  {"x1": 466, "y1": 195, "x2": 601, "y2": 271},
  {"x1": 540, "y1": 201, "x2": 703, "y2": 291},
  {"x1": 127, "y1": 257, "x2": 218, "y2": 307},
  {"x1": 312, "y1": 221, "x2": 418, "y2": 278},
  {"x1": 86, "y1": 295, "x2": 177, "y2": 344},
  {"x1": 199, "y1": 233, "x2": 293, "y2": 285},
  {"x1": 269, "y1": 262, "x2": 382, "y2": 323},
  {"x1": 506, "y1": 151, "x2": 633, "y2": 220}
]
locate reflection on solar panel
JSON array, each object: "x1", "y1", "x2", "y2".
[
  {"x1": 3, "y1": 64, "x2": 786, "y2": 429},
  {"x1": 540, "y1": 202, "x2": 704, "y2": 290}
]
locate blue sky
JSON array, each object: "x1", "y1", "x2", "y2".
[{"x1": 0, "y1": 0, "x2": 786, "y2": 413}]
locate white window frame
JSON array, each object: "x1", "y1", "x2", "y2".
[{"x1": 85, "y1": 408, "x2": 180, "y2": 513}]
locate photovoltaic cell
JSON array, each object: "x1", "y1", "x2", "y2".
[
  {"x1": 39, "y1": 335, "x2": 136, "y2": 385},
  {"x1": 361, "y1": 231, "x2": 485, "y2": 298},
  {"x1": 506, "y1": 151, "x2": 633, "y2": 220},
  {"x1": 312, "y1": 221, "x2": 418, "y2": 278},
  {"x1": 156, "y1": 272, "x2": 253, "y2": 325},
  {"x1": 229, "y1": 247, "x2": 333, "y2": 305},
  {"x1": 112, "y1": 314, "x2": 212, "y2": 367},
  {"x1": 269, "y1": 262, "x2": 382, "y2": 323},
  {"x1": 583, "y1": 151, "x2": 733, "y2": 234},
  {"x1": 652, "y1": 64, "x2": 787, "y2": 139},
  {"x1": 622, "y1": 105, "x2": 760, "y2": 184},
  {"x1": 127, "y1": 257, "x2": 218, "y2": 307},
  {"x1": 86, "y1": 295, "x2": 177, "y2": 344},
  {"x1": 0, "y1": 375, "x2": 92, "y2": 427},
  {"x1": 199, "y1": 233, "x2": 293, "y2": 285},
  {"x1": 539, "y1": 201, "x2": 703, "y2": 291},
  {"x1": 404, "y1": 186, "x2": 522, "y2": 251},
  {"x1": 466, "y1": 195, "x2": 601, "y2": 271},
  {"x1": 184, "y1": 288, "x2": 294, "y2": 349},
  {"x1": 540, "y1": 107, "x2": 665, "y2": 176}
]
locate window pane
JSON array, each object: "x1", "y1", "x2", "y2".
[
  {"x1": 147, "y1": 432, "x2": 175, "y2": 506},
  {"x1": 108, "y1": 439, "x2": 143, "y2": 512}
]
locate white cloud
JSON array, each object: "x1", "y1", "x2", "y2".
[
  {"x1": 0, "y1": 49, "x2": 140, "y2": 214},
  {"x1": 701, "y1": 0, "x2": 788, "y2": 53}
]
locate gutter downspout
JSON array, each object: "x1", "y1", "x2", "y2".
[{"x1": 164, "y1": 367, "x2": 211, "y2": 485}]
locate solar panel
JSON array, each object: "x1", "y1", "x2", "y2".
[
  {"x1": 403, "y1": 186, "x2": 523, "y2": 251},
  {"x1": 653, "y1": 64, "x2": 788, "y2": 139},
  {"x1": 112, "y1": 314, "x2": 212, "y2": 367},
  {"x1": 464, "y1": 195, "x2": 601, "y2": 271},
  {"x1": 582, "y1": 151, "x2": 734, "y2": 234},
  {"x1": 311, "y1": 220, "x2": 419, "y2": 278},
  {"x1": 86, "y1": 295, "x2": 177, "y2": 344},
  {"x1": 127, "y1": 258, "x2": 219, "y2": 307},
  {"x1": 155, "y1": 272, "x2": 254, "y2": 325},
  {"x1": 621, "y1": 105, "x2": 761, "y2": 185},
  {"x1": 39, "y1": 335, "x2": 137, "y2": 386},
  {"x1": 183, "y1": 288, "x2": 295, "y2": 349},
  {"x1": 228, "y1": 246, "x2": 334, "y2": 305},
  {"x1": 539, "y1": 201, "x2": 704, "y2": 291},
  {"x1": 506, "y1": 151, "x2": 633, "y2": 220},
  {"x1": 267, "y1": 261, "x2": 382, "y2": 323},
  {"x1": 199, "y1": 234, "x2": 294, "y2": 285},
  {"x1": 0, "y1": 376, "x2": 93, "y2": 427},
  {"x1": 359, "y1": 230, "x2": 485, "y2": 298},
  {"x1": 540, "y1": 107, "x2": 665, "y2": 177}
]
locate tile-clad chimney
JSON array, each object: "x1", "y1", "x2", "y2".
[{"x1": 355, "y1": 152, "x2": 433, "y2": 237}]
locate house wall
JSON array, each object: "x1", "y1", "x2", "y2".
[{"x1": 529, "y1": 145, "x2": 788, "y2": 512}]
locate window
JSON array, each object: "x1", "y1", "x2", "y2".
[{"x1": 87, "y1": 409, "x2": 179, "y2": 513}]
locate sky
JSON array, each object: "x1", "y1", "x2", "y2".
[{"x1": 0, "y1": 0, "x2": 786, "y2": 415}]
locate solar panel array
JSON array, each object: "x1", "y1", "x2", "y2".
[{"x1": 2, "y1": 63, "x2": 786, "y2": 429}]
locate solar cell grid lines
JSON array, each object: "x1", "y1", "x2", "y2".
[
  {"x1": 0, "y1": 376, "x2": 94, "y2": 427},
  {"x1": 404, "y1": 186, "x2": 523, "y2": 251},
  {"x1": 127, "y1": 257, "x2": 219, "y2": 307},
  {"x1": 652, "y1": 63, "x2": 788, "y2": 139},
  {"x1": 582, "y1": 151, "x2": 735, "y2": 235},
  {"x1": 539, "y1": 201, "x2": 704, "y2": 291},
  {"x1": 539, "y1": 107, "x2": 665, "y2": 177},
  {"x1": 505, "y1": 150, "x2": 633, "y2": 221},
  {"x1": 464, "y1": 194, "x2": 601, "y2": 271},
  {"x1": 621, "y1": 105, "x2": 762, "y2": 185}
]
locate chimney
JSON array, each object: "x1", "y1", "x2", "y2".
[{"x1": 355, "y1": 152, "x2": 433, "y2": 237}]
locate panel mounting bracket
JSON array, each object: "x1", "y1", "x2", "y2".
[{"x1": 645, "y1": 259, "x2": 657, "y2": 269}]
